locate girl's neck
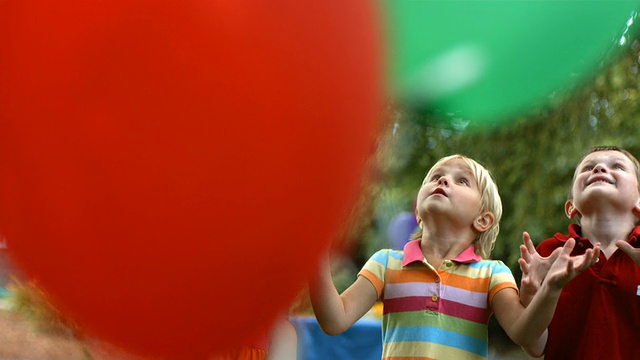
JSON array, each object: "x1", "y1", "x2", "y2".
[{"x1": 419, "y1": 224, "x2": 475, "y2": 268}]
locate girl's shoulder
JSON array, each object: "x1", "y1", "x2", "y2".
[
  {"x1": 369, "y1": 248, "x2": 405, "y2": 261},
  {"x1": 467, "y1": 259, "x2": 513, "y2": 273}
]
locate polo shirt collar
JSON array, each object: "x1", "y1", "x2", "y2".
[
  {"x1": 402, "y1": 239, "x2": 481, "y2": 267},
  {"x1": 631, "y1": 226, "x2": 640, "y2": 246},
  {"x1": 555, "y1": 223, "x2": 640, "y2": 246},
  {"x1": 455, "y1": 245, "x2": 483, "y2": 263}
]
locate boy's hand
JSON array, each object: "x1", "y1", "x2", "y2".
[
  {"x1": 615, "y1": 240, "x2": 640, "y2": 267},
  {"x1": 544, "y1": 238, "x2": 600, "y2": 291},
  {"x1": 518, "y1": 232, "x2": 561, "y2": 306}
]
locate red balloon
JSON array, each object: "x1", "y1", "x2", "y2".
[{"x1": 0, "y1": 1, "x2": 382, "y2": 358}]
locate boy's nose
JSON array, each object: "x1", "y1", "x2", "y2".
[{"x1": 593, "y1": 164, "x2": 608, "y2": 173}]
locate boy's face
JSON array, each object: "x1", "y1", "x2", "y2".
[
  {"x1": 569, "y1": 150, "x2": 640, "y2": 217},
  {"x1": 416, "y1": 158, "x2": 484, "y2": 226}
]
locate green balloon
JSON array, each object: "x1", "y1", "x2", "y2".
[{"x1": 383, "y1": 0, "x2": 640, "y2": 125}]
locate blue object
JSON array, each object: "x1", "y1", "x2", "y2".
[
  {"x1": 388, "y1": 211, "x2": 418, "y2": 250},
  {"x1": 291, "y1": 316, "x2": 382, "y2": 360}
]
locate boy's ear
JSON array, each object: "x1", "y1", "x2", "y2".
[
  {"x1": 633, "y1": 200, "x2": 640, "y2": 219},
  {"x1": 473, "y1": 211, "x2": 495, "y2": 233},
  {"x1": 565, "y1": 200, "x2": 579, "y2": 219}
]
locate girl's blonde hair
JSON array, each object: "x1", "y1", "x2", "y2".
[{"x1": 411, "y1": 155, "x2": 502, "y2": 259}]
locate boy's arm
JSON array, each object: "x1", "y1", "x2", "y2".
[
  {"x1": 308, "y1": 253, "x2": 378, "y2": 335},
  {"x1": 615, "y1": 240, "x2": 640, "y2": 267},
  {"x1": 494, "y1": 239, "x2": 599, "y2": 357}
]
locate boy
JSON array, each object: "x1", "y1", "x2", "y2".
[
  {"x1": 519, "y1": 146, "x2": 640, "y2": 359},
  {"x1": 310, "y1": 154, "x2": 598, "y2": 360}
]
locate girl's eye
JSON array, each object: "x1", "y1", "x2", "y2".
[
  {"x1": 430, "y1": 175, "x2": 441, "y2": 182},
  {"x1": 613, "y1": 163, "x2": 625, "y2": 170},
  {"x1": 458, "y1": 178, "x2": 469, "y2": 185},
  {"x1": 581, "y1": 165, "x2": 594, "y2": 172}
]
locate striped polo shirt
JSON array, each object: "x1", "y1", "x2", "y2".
[{"x1": 359, "y1": 239, "x2": 517, "y2": 360}]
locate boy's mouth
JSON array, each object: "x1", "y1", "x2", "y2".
[{"x1": 586, "y1": 175, "x2": 614, "y2": 186}]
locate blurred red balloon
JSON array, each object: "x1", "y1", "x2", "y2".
[{"x1": 0, "y1": 1, "x2": 382, "y2": 358}]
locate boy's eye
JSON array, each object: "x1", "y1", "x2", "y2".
[
  {"x1": 458, "y1": 178, "x2": 469, "y2": 185},
  {"x1": 430, "y1": 175, "x2": 441, "y2": 182},
  {"x1": 581, "y1": 165, "x2": 594, "y2": 172},
  {"x1": 613, "y1": 163, "x2": 625, "y2": 170}
]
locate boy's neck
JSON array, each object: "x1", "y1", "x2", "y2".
[{"x1": 579, "y1": 211, "x2": 637, "y2": 258}]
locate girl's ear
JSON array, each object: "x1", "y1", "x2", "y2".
[
  {"x1": 473, "y1": 211, "x2": 495, "y2": 233},
  {"x1": 415, "y1": 208, "x2": 422, "y2": 229},
  {"x1": 565, "y1": 200, "x2": 579, "y2": 219}
]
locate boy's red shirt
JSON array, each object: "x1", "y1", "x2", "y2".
[{"x1": 537, "y1": 224, "x2": 640, "y2": 360}]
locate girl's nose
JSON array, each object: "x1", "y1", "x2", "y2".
[{"x1": 438, "y1": 176, "x2": 449, "y2": 186}]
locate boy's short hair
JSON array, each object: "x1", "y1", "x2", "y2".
[
  {"x1": 569, "y1": 146, "x2": 640, "y2": 200},
  {"x1": 413, "y1": 154, "x2": 502, "y2": 259}
]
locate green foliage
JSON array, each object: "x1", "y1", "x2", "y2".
[{"x1": 362, "y1": 22, "x2": 640, "y2": 276}]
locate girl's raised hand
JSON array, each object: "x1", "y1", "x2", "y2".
[
  {"x1": 518, "y1": 232, "x2": 561, "y2": 306},
  {"x1": 544, "y1": 238, "x2": 600, "y2": 290}
]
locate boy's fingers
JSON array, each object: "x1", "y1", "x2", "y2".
[{"x1": 615, "y1": 240, "x2": 636, "y2": 258}]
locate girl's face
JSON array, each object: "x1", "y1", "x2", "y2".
[{"x1": 416, "y1": 158, "x2": 484, "y2": 226}]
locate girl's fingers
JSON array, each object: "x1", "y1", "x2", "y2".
[
  {"x1": 523, "y1": 232, "x2": 536, "y2": 253},
  {"x1": 520, "y1": 244, "x2": 531, "y2": 262},
  {"x1": 593, "y1": 244, "x2": 601, "y2": 264},
  {"x1": 561, "y1": 238, "x2": 576, "y2": 256},
  {"x1": 577, "y1": 249, "x2": 593, "y2": 271},
  {"x1": 548, "y1": 247, "x2": 562, "y2": 261},
  {"x1": 519, "y1": 258, "x2": 530, "y2": 274},
  {"x1": 565, "y1": 258, "x2": 574, "y2": 275}
]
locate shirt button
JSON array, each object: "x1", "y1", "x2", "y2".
[
  {"x1": 445, "y1": 261, "x2": 453, "y2": 267},
  {"x1": 435, "y1": 277, "x2": 440, "y2": 283},
  {"x1": 431, "y1": 295, "x2": 438, "y2": 302}
]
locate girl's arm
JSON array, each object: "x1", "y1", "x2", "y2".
[
  {"x1": 265, "y1": 319, "x2": 297, "y2": 360},
  {"x1": 308, "y1": 253, "x2": 378, "y2": 335},
  {"x1": 493, "y1": 239, "x2": 599, "y2": 357},
  {"x1": 492, "y1": 283, "x2": 555, "y2": 357},
  {"x1": 518, "y1": 232, "x2": 561, "y2": 307},
  {"x1": 518, "y1": 232, "x2": 598, "y2": 306}
]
